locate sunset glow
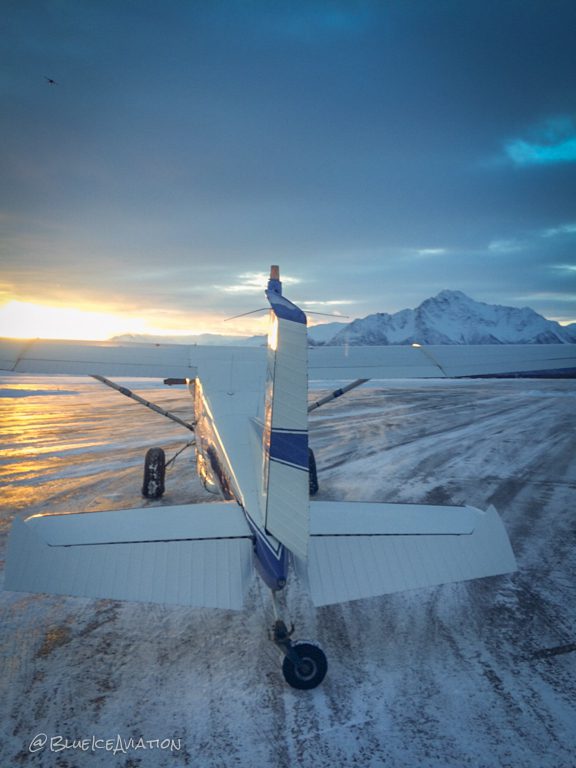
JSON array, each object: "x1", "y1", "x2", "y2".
[
  {"x1": 0, "y1": 300, "x2": 264, "y2": 341},
  {"x1": 0, "y1": 301, "x2": 149, "y2": 341}
]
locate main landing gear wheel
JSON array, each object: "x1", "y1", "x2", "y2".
[
  {"x1": 281, "y1": 641, "x2": 328, "y2": 690},
  {"x1": 142, "y1": 447, "x2": 166, "y2": 499}
]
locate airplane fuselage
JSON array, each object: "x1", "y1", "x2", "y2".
[
  {"x1": 187, "y1": 274, "x2": 311, "y2": 594},
  {"x1": 192, "y1": 375, "x2": 290, "y2": 591}
]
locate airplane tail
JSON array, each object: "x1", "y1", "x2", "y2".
[{"x1": 262, "y1": 266, "x2": 310, "y2": 559}]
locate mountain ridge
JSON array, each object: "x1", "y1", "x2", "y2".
[
  {"x1": 327, "y1": 290, "x2": 576, "y2": 346},
  {"x1": 112, "y1": 291, "x2": 576, "y2": 346}
]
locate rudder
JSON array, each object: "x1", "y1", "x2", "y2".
[{"x1": 262, "y1": 266, "x2": 310, "y2": 559}]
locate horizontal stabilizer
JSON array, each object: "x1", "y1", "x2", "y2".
[
  {"x1": 297, "y1": 502, "x2": 516, "y2": 606},
  {"x1": 5, "y1": 504, "x2": 254, "y2": 610}
]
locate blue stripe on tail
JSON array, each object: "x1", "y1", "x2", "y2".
[{"x1": 269, "y1": 429, "x2": 308, "y2": 470}]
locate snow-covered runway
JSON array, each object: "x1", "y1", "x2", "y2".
[{"x1": 1, "y1": 376, "x2": 575, "y2": 767}]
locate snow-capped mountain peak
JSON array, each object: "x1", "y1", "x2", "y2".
[{"x1": 328, "y1": 290, "x2": 576, "y2": 345}]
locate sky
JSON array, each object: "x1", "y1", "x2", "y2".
[{"x1": 1, "y1": 0, "x2": 575, "y2": 339}]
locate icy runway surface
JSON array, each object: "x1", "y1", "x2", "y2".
[{"x1": 1, "y1": 376, "x2": 575, "y2": 767}]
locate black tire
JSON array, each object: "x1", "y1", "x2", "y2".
[
  {"x1": 282, "y1": 642, "x2": 327, "y2": 690},
  {"x1": 142, "y1": 447, "x2": 166, "y2": 498},
  {"x1": 308, "y1": 448, "x2": 319, "y2": 496}
]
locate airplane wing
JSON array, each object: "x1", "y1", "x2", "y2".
[
  {"x1": 308, "y1": 344, "x2": 576, "y2": 380},
  {"x1": 5, "y1": 503, "x2": 254, "y2": 610},
  {"x1": 295, "y1": 501, "x2": 516, "y2": 606},
  {"x1": 0, "y1": 338, "x2": 197, "y2": 378},
  {"x1": 2, "y1": 337, "x2": 574, "y2": 380},
  {"x1": 0, "y1": 338, "x2": 268, "y2": 379}
]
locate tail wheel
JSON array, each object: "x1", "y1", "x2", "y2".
[
  {"x1": 308, "y1": 448, "x2": 319, "y2": 496},
  {"x1": 281, "y1": 642, "x2": 327, "y2": 690},
  {"x1": 142, "y1": 447, "x2": 166, "y2": 499}
]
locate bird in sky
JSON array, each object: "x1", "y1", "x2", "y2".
[{"x1": 44, "y1": 76, "x2": 58, "y2": 85}]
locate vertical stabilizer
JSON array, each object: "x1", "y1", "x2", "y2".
[{"x1": 263, "y1": 266, "x2": 309, "y2": 559}]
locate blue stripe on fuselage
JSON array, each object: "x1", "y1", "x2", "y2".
[{"x1": 244, "y1": 514, "x2": 288, "y2": 591}]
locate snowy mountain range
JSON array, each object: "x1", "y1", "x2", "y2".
[
  {"x1": 326, "y1": 290, "x2": 576, "y2": 346},
  {"x1": 113, "y1": 291, "x2": 576, "y2": 346}
]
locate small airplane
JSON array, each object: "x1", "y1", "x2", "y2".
[
  {"x1": 2, "y1": 266, "x2": 575, "y2": 688},
  {"x1": 44, "y1": 76, "x2": 58, "y2": 85}
]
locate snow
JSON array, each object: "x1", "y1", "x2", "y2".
[
  {"x1": 329, "y1": 290, "x2": 576, "y2": 346},
  {"x1": 307, "y1": 321, "x2": 348, "y2": 344},
  {"x1": 1, "y1": 375, "x2": 575, "y2": 767}
]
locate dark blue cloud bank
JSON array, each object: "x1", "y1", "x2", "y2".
[{"x1": 1, "y1": 0, "x2": 575, "y2": 328}]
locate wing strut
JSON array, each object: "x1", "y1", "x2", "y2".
[
  {"x1": 91, "y1": 375, "x2": 195, "y2": 432},
  {"x1": 308, "y1": 378, "x2": 369, "y2": 413}
]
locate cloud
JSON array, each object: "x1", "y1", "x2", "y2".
[
  {"x1": 300, "y1": 299, "x2": 357, "y2": 306},
  {"x1": 516, "y1": 291, "x2": 576, "y2": 304},
  {"x1": 400, "y1": 248, "x2": 449, "y2": 260},
  {"x1": 219, "y1": 271, "x2": 301, "y2": 294},
  {"x1": 505, "y1": 118, "x2": 576, "y2": 166},
  {"x1": 487, "y1": 222, "x2": 576, "y2": 255},
  {"x1": 541, "y1": 223, "x2": 576, "y2": 238},
  {"x1": 3, "y1": 2, "x2": 576, "y2": 329},
  {"x1": 300, "y1": 299, "x2": 356, "y2": 317},
  {"x1": 506, "y1": 138, "x2": 576, "y2": 165},
  {"x1": 488, "y1": 239, "x2": 525, "y2": 254},
  {"x1": 415, "y1": 248, "x2": 448, "y2": 257}
]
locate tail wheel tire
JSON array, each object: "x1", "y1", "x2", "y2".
[
  {"x1": 142, "y1": 447, "x2": 166, "y2": 499},
  {"x1": 308, "y1": 448, "x2": 319, "y2": 496},
  {"x1": 282, "y1": 642, "x2": 327, "y2": 690}
]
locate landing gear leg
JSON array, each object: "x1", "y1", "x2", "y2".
[{"x1": 270, "y1": 593, "x2": 327, "y2": 690}]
